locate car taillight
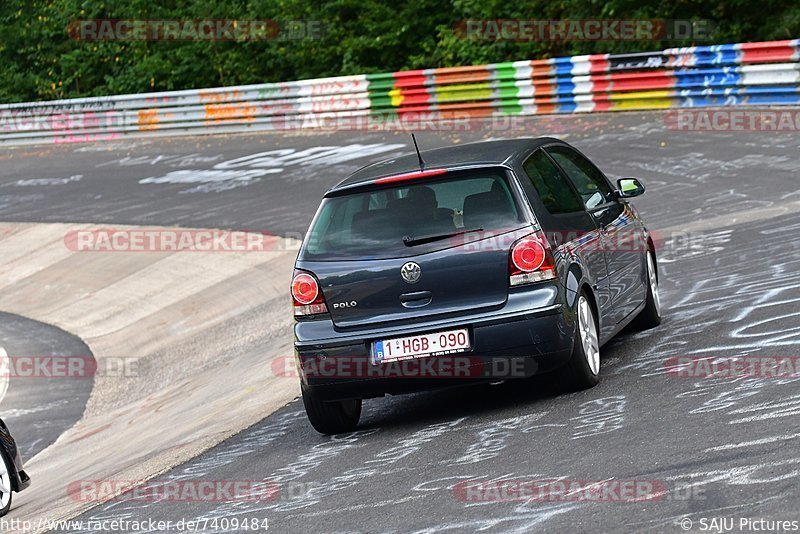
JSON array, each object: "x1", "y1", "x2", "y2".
[
  {"x1": 292, "y1": 271, "x2": 328, "y2": 316},
  {"x1": 509, "y1": 231, "x2": 557, "y2": 286}
]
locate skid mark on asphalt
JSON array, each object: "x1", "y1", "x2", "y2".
[
  {"x1": 450, "y1": 414, "x2": 544, "y2": 465},
  {"x1": 137, "y1": 143, "x2": 406, "y2": 194}
]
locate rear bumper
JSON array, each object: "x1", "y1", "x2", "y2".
[{"x1": 294, "y1": 287, "x2": 575, "y2": 400}]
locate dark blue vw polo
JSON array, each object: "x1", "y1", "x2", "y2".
[{"x1": 292, "y1": 138, "x2": 661, "y2": 434}]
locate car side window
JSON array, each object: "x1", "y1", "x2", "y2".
[
  {"x1": 547, "y1": 146, "x2": 614, "y2": 210},
  {"x1": 522, "y1": 149, "x2": 584, "y2": 214}
]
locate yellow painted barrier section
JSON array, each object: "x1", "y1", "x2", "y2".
[
  {"x1": 436, "y1": 83, "x2": 493, "y2": 103},
  {"x1": 389, "y1": 88, "x2": 404, "y2": 107},
  {"x1": 609, "y1": 90, "x2": 675, "y2": 110}
]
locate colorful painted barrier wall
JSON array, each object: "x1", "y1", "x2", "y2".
[{"x1": 1, "y1": 39, "x2": 798, "y2": 145}]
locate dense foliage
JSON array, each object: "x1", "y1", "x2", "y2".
[{"x1": 1, "y1": 0, "x2": 798, "y2": 103}]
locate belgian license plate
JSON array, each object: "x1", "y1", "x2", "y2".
[{"x1": 372, "y1": 328, "x2": 470, "y2": 364}]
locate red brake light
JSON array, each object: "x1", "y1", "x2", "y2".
[
  {"x1": 374, "y1": 168, "x2": 447, "y2": 184},
  {"x1": 511, "y1": 238, "x2": 546, "y2": 272},
  {"x1": 509, "y1": 231, "x2": 557, "y2": 286},
  {"x1": 292, "y1": 271, "x2": 328, "y2": 316},
  {"x1": 292, "y1": 273, "x2": 318, "y2": 304}
]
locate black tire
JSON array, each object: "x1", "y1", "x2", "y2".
[
  {"x1": 631, "y1": 251, "x2": 662, "y2": 330},
  {"x1": 0, "y1": 450, "x2": 13, "y2": 517},
  {"x1": 301, "y1": 385, "x2": 362, "y2": 435},
  {"x1": 558, "y1": 291, "x2": 601, "y2": 391}
]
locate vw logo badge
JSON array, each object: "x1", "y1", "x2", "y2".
[{"x1": 400, "y1": 261, "x2": 421, "y2": 284}]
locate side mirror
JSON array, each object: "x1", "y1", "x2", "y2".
[{"x1": 616, "y1": 178, "x2": 645, "y2": 198}]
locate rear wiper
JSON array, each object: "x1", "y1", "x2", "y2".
[{"x1": 403, "y1": 228, "x2": 484, "y2": 247}]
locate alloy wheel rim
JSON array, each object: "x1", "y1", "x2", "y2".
[
  {"x1": 648, "y1": 253, "x2": 660, "y2": 315},
  {"x1": 578, "y1": 296, "x2": 600, "y2": 376}
]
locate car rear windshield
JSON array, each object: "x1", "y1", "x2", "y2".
[{"x1": 301, "y1": 169, "x2": 525, "y2": 260}]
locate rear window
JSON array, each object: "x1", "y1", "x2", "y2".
[{"x1": 302, "y1": 170, "x2": 525, "y2": 260}]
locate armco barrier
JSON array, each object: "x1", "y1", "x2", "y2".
[{"x1": 1, "y1": 39, "x2": 798, "y2": 145}]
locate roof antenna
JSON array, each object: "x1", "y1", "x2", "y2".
[{"x1": 411, "y1": 133, "x2": 425, "y2": 172}]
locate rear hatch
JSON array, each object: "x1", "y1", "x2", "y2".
[{"x1": 297, "y1": 168, "x2": 531, "y2": 329}]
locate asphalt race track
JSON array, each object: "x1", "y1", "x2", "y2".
[
  {"x1": 0, "y1": 312, "x2": 94, "y2": 460},
  {"x1": 1, "y1": 111, "x2": 799, "y2": 532}
]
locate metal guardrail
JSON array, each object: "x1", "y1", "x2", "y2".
[{"x1": 1, "y1": 39, "x2": 798, "y2": 145}]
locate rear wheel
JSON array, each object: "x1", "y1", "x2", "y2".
[
  {"x1": 632, "y1": 251, "x2": 661, "y2": 330},
  {"x1": 559, "y1": 291, "x2": 601, "y2": 391},
  {"x1": 301, "y1": 385, "x2": 362, "y2": 435},
  {"x1": 0, "y1": 450, "x2": 13, "y2": 517}
]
